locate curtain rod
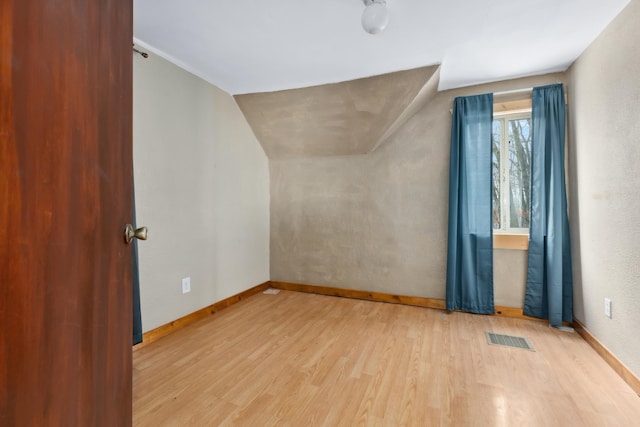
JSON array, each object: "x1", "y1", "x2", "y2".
[
  {"x1": 493, "y1": 87, "x2": 533, "y2": 96},
  {"x1": 494, "y1": 83, "x2": 564, "y2": 97},
  {"x1": 449, "y1": 83, "x2": 566, "y2": 114}
]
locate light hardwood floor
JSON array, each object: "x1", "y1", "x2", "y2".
[{"x1": 133, "y1": 290, "x2": 640, "y2": 426}]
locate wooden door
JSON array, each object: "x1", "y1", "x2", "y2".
[{"x1": 1, "y1": 0, "x2": 133, "y2": 425}]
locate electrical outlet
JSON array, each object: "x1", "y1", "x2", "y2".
[
  {"x1": 182, "y1": 277, "x2": 191, "y2": 294},
  {"x1": 604, "y1": 297, "x2": 612, "y2": 318}
]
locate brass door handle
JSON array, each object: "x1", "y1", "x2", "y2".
[{"x1": 124, "y1": 224, "x2": 148, "y2": 244}]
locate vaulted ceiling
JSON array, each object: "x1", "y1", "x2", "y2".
[{"x1": 134, "y1": 0, "x2": 629, "y2": 95}]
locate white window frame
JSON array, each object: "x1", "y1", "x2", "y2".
[{"x1": 493, "y1": 110, "x2": 531, "y2": 236}]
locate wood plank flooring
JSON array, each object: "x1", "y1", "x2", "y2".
[{"x1": 133, "y1": 290, "x2": 640, "y2": 426}]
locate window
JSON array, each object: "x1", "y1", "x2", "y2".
[{"x1": 492, "y1": 112, "x2": 531, "y2": 235}]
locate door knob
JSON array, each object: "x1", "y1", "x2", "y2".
[{"x1": 124, "y1": 224, "x2": 148, "y2": 244}]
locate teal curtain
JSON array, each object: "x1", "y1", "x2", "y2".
[
  {"x1": 524, "y1": 84, "x2": 573, "y2": 326},
  {"x1": 446, "y1": 93, "x2": 495, "y2": 314},
  {"x1": 132, "y1": 184, "x2": 143, "y2": 345}
]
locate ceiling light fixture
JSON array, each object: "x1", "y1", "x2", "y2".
[{"x1": 361, "y1": 0, "x2": 389, "y2": 35}]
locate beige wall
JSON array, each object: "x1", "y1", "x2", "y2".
[
  {"x1": 133, "y1": 52, "x2": 270, "y2": 332},
  {"x1": 271, "y1": 73, "x2": 565, "y2": 307},
  {"x1": 235, "y1": 66, "x2": 438, "y2": 158},
  {"x1": 568, "y1": 0, "x2": 640, "y2": 376}
]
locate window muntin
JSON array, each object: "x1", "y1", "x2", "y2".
[{"x1": 492, "y1": 113, "x2": 531, "y2": 234}]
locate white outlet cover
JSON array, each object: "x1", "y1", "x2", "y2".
[
  {"x1": 604, "y1": 298, "x2": 612, "y2": 318},
  {"x1": 182, "y1": 277, "x2": 191, "y2": 294}
]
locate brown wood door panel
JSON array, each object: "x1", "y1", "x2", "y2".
[{"x1": 1, "y1": 0, "x2": 133, "y2": 425}]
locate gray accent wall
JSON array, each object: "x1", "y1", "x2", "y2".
[
  {"x1": 271, "y1": 73, "x2": 565, "y2": 307},
  {"x1": 568, "y1": 0, "x2": 640, "y2": 377},
  {"x1": 133, "y1": 52, "x2": 270, "y2": 332}
]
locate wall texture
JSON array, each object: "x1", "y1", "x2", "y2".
[
  {"x1": 133, "y1": 52, "x2": 270, "y2": 332},
  {"x1": 235, "y1": 66, "x2": 439, "y2": 158},
  {"x1": 568, "y1": 0, "x2": 640, "y2": 377},
  {"x1": 271, "y1": 73, "x2": 565, "y2": 307}
]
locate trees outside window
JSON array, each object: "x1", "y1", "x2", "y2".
[{"x1": 492, "y1": 114, "x2": 531, "y2": 234}]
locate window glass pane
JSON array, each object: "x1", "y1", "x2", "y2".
[
  {"x1": 508, "y1": 118, "x2": 531, "y2": 229},
  {"x1": 492, "y1": 120, "x2": 501, "y2": 230}
]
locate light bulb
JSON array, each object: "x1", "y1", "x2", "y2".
[{"x1": 361, "y1": 0, "x2": 389, "y2": 35}]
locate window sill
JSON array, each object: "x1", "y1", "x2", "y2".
[{"x1": 494, "y1": 234, "x2": 529, "y2": 250}]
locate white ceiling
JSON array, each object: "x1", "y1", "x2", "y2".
[{"x1": 134, "y1": 0, "x2": 630, "y2": 95}]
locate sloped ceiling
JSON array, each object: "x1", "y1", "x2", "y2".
[
  {"x1": 235, "y1": 66, "x2": 439, "y2": 158},
  {"x1": 134, "y1": 0, "x2": 630, "y2": 94},
  {"x1": 134, "y1": 1, "x2": 630, "y2": 160}
]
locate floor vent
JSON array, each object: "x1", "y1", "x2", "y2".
[{"x1": 486, "y1": 332, "x2": 535, "y2": 351}]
